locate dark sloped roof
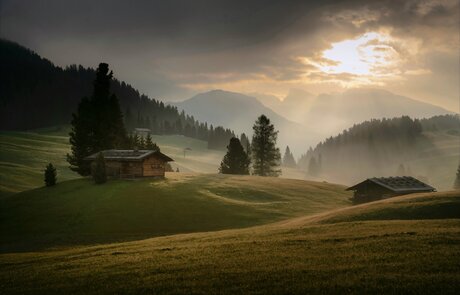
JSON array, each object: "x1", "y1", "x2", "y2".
[
  {"x1": 347, "y1": 176, "x2": 435, "y2": 193},
  {"x1": 85, "y1": 150, "x2": 173, "y2": 162}
]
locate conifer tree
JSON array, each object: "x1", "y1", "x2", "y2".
[
  {"x1": 145, "y1": 133, "x2": 160, "y2": 151},
  {"x1": 132, "y1": 133, "x2": 141, "y2": 148},
  {"x1": 91, "y1": 153, "x2": 107, "y2": 184},
  {"x1": 282, "y1": 146, "x2": 296, "y2": 167},
  {"x1": 240, "y1": 133, "x2": 250, "y2": 152},
  {"x1": 454, "y1": 164, "x2": 460, "y2": 189},
  {"x1": 67, "y1": 97, "x2": 93, "y2": 175},
  {"x1": 219, "y1": 137, "x2": 250, "y2": 175},
  {"x1": 67, "y1": 63, "x2": 127, "y2": 175},
  {"x1": 44, "y1": 163, "x2": 57, "y2": 187},
  {"x1": 251, "y1": 115, "x2": 281, "y2": 176},
  {"x1": 139, "y1": 136, "x2": 145, "y2": 149}
]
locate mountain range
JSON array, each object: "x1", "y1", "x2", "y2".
[
  {"x1": 172, "y1": 90, "x2": 319, "y2": 155},
  {"x1": 174, "y1": 88, "x2": 452, "y2": 155}
]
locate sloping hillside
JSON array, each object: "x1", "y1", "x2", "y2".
[
  {"x1": 254, "y1": 88, "x2": 452, "y2": 137},
  {"x1": 0, "y1": 129, "x2": 79, "y2": 195},
  {"x1": 0, "y1": 174, "x2": 351, "y2": 252},
  {"x1": 1, "y1": 191, "x2": 458, "y2": 294},
  {"x1": 0, "y1": 128, "x2": 225, "y2": 195},
  {"x1": 0, "y1": 39, "x2": 225, "y2": 146},
  {"x1": 298, "y1": 115, "x2": 460, "y2": 190}
]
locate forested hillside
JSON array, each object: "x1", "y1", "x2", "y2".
[
  {"x1": 0, "y1": 39, "x2": 234, "y2": 149},
  {"x1": 298, "y1": 115, "x2": 460, "y2": 189}
]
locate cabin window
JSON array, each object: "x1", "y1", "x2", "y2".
[{"x1": 151, "y1": 164, "x2": 163, "y2": 169}]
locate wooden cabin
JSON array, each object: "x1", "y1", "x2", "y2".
[
  {"x1": 346, "y1": 176, "x2": 435, "y2": 204},
  {"x1": 85, "y1": 149, "x2": 174, "y2": 178}
]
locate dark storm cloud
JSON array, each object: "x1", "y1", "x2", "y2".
[{"x1": 0, "y1": 0, "x2": 458, "y2": 108}]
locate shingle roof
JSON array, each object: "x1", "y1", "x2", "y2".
[
  {"x1": 347, "y1": 176, "x2": 436, "y2": 193},
  {"x1": 85, "y1": 150, "x2": 173, "y2": 162}
]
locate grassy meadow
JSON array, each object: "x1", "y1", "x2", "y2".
[
  {"x1": 0, "y1": 128, "x2": 224, "y2": 196},
  {"x1": 0, "y1": 173, "x2": 351, "y2": 252},
  {"x1": 0, "y1": 129, "x2": 78, "y2": 195},
  {"x1": 1, "y1": 190, "x2": 459, "y2": 294}
]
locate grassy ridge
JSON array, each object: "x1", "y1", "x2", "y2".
[
  {"x1": 1, "y1": 191, "x2": 459, "y2": 294},
  {"x1": 0, "y1": 173, "x2": 351, "y2": 252},
  {"x1": 0, "y1": 130, "x2": 78, "y2": 195}
]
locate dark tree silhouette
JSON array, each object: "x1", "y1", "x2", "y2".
[
  {"x1": 282, "y1": 146, "x2": 296, "y2": 167},
  {"x1": 251, "y1": 115, "x2": 281, "y2": 177},
  {"x1": 67, "y1": 63, "x2": 127, "y2": 175},
  {"x1": 67, "y1": 97, "x2": 93, "y2": 175},
  {"x1": 44, "y1": 163, "x2": 57, "y2": 187},
  {"x1": 91, "y1": 153, "x2": 107, "y2": 184},
  {"x1": 0, "y1": 39, "x2": 234, "y2": 149},
  {"x1": 454, "y1": 164, "x2": 460, "y2": 189},
  {"x1": 145, "y1": 133, "x2": 160, "y2": 151},
  {"x1": 219, "y1": 137, "x2": 250, "y2": 175}
]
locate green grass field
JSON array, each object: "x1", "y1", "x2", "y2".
[
  {"x1": 1, "y1": 128, "x2": 459, "y2": 293},
  {"x1": 1, "y1": 128, "x2": 457, "y2": 196},
  {"x1": 0, "y1": 173, "x2": 351, "y2": 252},
  {"x1": 0, "y1": 128, "x2": 225, "y2": 196},
  {"x1": 1, "y1": 190, "x2": 459, "y2": 294},
  {"x1": 0, "y1": 130, "x2": 79, "y2": 195}
]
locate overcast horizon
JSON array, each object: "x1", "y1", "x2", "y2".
[{"x1": 1, "y1": 0, "x2": 459, "y2": 111}]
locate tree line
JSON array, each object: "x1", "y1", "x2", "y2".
[
  {"x1": 0, "y1": 39, "x2": 233, "y2": 150},
  {"x1": 297, "y1": 114, "x2": 460, "y2": 186}
]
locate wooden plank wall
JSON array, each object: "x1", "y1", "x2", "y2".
[{"x1": 143, "y1": 156, "x2": 165, "y2": 177}]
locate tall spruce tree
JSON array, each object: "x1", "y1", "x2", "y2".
[
  {"x1": 251, "y1": 115, "x2": 281, "y2": 177},
  {"x1": 454, "y1": 164, "x2": 460, "y2": 189},
  {"x1": 67, "y1": 63, "x2": 127, "y2": 175},
  {"x1": 219, "y1": 137, "x2": 250, "y2": 175},
  {"x1": 282, "y1": 146, "x2": 296, "y2": 167}
]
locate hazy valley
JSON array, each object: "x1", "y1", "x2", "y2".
[{"x1": 1, "y1": 1, "x2": 459, "y2": 293}]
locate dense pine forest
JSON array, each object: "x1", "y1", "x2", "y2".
[
  {"x1": 0, "y1": 39, "x2": 233, "y2": 150},
  {"x1": 298, "y1": 115, "x2": 460, "y2": 185}
]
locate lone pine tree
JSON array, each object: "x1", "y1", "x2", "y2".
[
  {"x1": 67, "y1": 63, "x2": 127, "y2": 175},
  {"x1": 219, "y1": 137, "x2": 250, "y2": 175},
  {"x1": 44, "y1": 163, "x2": 57, "y2": 187},
  {"x1": 251, "y1": 115, "x2": 281, "y2": 177}
]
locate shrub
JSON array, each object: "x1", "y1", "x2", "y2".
[{"x1": 44, "y1": 163, "x2": 57, "y2": 187}]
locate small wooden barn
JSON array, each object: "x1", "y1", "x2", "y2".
[
  {"x1": 346, "y1": 176, "x2": 436, "y2": 203},
  {"x1": 86, "y1": 149, "x2": 174, "y2": 178}
]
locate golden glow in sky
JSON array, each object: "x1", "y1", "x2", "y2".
[{"x1": 318, "y1": 32, "x2": 398, "y2": 76}]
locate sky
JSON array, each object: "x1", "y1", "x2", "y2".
[{"x1": 1, "y1": 0, "x2": 459, "y2": 111}]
